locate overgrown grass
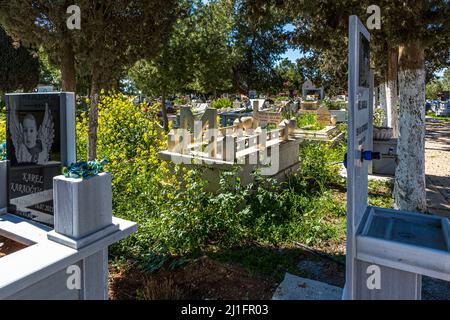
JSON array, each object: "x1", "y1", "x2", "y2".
[
  {"x1": 368, "y1": 180, "x2": 394, "y2": 208},
  {"x1": 426, "y1": 112, "x2": 450, "y2": 122},
  {"x1": 107, "y1": 128, "x2": 349, "y2": 273},
  {"x1": 437, "y1": 116, "x2": 450, "y2": 122},
  {"x1": 296, "y1": 113, "x2": 325, "y2": 131},
  {"x1": 72, "y1": 94, "x2": 391, "y2": 281}
]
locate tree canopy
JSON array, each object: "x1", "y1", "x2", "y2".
[{"x1": 0, "y1": 26, "x2": 40, "y2": 94}]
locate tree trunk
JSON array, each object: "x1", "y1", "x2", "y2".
[
  {"x1": 60, "y1": 40, "x2": 76, "y2": 92},
  {"x1": 394, "y1": 40, "x2": 427, "y2": 212},
  {"x1": 161, "y1": 87, "x2": 169, "y2": 132},
  {"x1": 373, "y1": 83, "x2": 379, "y2": 110},
  {"x1": 386, "y1": 47, "x2": 399, "y2": 137},
  {"x1": 379, "y1": 82, "x2": 387, "y2": 126},
  {"x1": 88, "y1": 70, "x2": 100, "y2": 161}
]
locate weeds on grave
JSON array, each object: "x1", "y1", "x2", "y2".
[
  {"x1": 78, "y1": 93, "x2": 349, "y2": 272},
  {"x1": 321, "y1": 98, "x2": 344, "y2": 110},
  {"x1": 296, "y1": 113, "x2": 325, "y2": 131},
  {"x1": 211, "y1": 97, "x2": 233, "y2": 109}
]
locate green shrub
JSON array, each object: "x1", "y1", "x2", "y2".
[
  {"x1": 75, "y1": 93, "x2": 349, "y2": 269},
  {"x1": 296, "y1": 113, "x2": 325, "y2": 131},
  {"x1": 297, "y1": 141, "x2": 346, "y2": 193},
  {"x1": 211, "y1": 97, "x2": 232, "y2": 109},
  {"x1": 373, "y1": 108, "x2": 385, "y2": 127},
  {"x1": 274, "y1": 96, "x2": 291, "y2": 103},
  {"x1": 0, "y1": 107, "x2": 5, "y2": 143},
  {"x1": 321, "y1": 99, "x2": 343, "y2": 110}
]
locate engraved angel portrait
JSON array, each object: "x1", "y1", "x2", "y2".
[{"x1": 9, "y1": 102, "x2": 55, "y2": 165}]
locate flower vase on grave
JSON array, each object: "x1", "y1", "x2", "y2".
[{"x1": 49, "y1": 172, "x2": 118, "y2": 248}]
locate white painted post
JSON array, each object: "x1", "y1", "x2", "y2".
[
  {"x1": 0, "y1": 161, "x2": 8, "y2": 214},
  {"x1": 48, "y1": 172, "x2": 119, "y2": 300},
  {"x1": 52, "y1": 173, "x2": 114, "y2": 240},
  {"x1": 222, "y1": 135, "x2": 236, "y2": 162}
]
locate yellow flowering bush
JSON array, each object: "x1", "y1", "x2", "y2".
[
  {"x1": 0, "y1": 117, "x2": 6, "y2": 142},
  {"x1": 75, "y1": 93, "x2": 347, "y2": 266},
  {"x1": 76, "y1": 93, "x2": 236, "y2": 257},
  {"x1": 1, "y1": 93, "x2": 346, "y2": 268}
]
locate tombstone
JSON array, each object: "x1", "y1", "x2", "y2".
[
  {"x1": 302, "y1": 80, "x2": 324, "y2": 100},
  {"x1": 0, "y1": 92, "x2": 137, "y2": 300},
  {"x1": 233, "y1": 100, "x2": 241, "y2": 109},
  {"x1": 250, "y1": 99, "x2": 266, "y2": 111},
  {"x1": 178, "y1": 106, "x2": 218, "y2": 159},
  {"x1": 336, "y1": 95, "x2": 347, "y2": 102},
  {"x1": 289, "y1": 102, "x2": 299, "y2": 113},
  {"x1": 37, "y1": 86, "x2": 55, "y2": 93},
  {"x1": 345, "y1": 15, "x2": 450, "y2": 301},
  {"x1": 251, "y1": 100, "x2": 281, "y2": 128},
  {"x1": 193, "y1": 103, "x2": 209, "y2": 113},
  {"x1": 5, "y1": 93, "x2": 75, "y2": 226},
  {"x1": 316, "y1": 106, "x2": 335, "y2": 125},
  {"x1": 435, "y1": 100, "x2": 450, "y2": 116}
]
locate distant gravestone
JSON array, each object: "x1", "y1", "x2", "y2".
[
  {"x1": 316, "y1": 106, "x2": 334, "y2": 125},
  {"x1": 233, "y1": 100, "x2": 241, "y2": 109},
  {"x1": 302, "y1": 80, "x2": 324, "y2": 100},
  {"x1": 37, "y1": 86, "x2": 54, "y2": 93},
  {"x1": 5, "y1": 93, "x2": 76, "y2": 226}
]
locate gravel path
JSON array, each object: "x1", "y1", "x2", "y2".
[{"x1": 425, "y1": 118, "x2": 450, "y2": 218}]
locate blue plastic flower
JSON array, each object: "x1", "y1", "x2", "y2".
[{"x1": 63, "y1": 158, "x2": 109, "y2": 179}]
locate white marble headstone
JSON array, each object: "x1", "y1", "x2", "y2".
[{"x1": 345, "y1": 15, "x2": 373, "y2": 300}]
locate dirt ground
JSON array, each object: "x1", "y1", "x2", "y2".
[
  {"x1": 425, "y1": 118, "x2": 450, "y2": 217},
  {"x1": 0, "y1": 235, "x2": 27, "y2": 258},
  {"x1": 108, "y1": 250, "x2": 346, "y2": 300},
  {"x1": 109, "y1": 256, "x2": 276, "y2": 300}
]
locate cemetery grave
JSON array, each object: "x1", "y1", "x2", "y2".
[
  {"x1": 159, "y1": 101, "x2": 301, "y2": 191},
  {"x1": 0, "y1": 92, "x2": 137, "y2": 300},
  {"x1": 302, "y1": 80, "x2": 324, "y2": 101},
  {"x1": 293, "y1": 107, "x2": 345, "y2": 146},
  {"x1": 435, "y1": 100, "x2": 450, "y2": 116}
]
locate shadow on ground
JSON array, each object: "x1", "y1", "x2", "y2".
[{"x1": 426, "y1": 174, "x2": 450, "y2": 218}]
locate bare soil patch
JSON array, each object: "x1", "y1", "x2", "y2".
[{"x1": 109, "y1": 256, "x2": 276, "y2": 300}]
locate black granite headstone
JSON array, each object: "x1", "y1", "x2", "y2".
[{"x1": 5, "y1": 93, "x2": 75, "y2": 226}]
